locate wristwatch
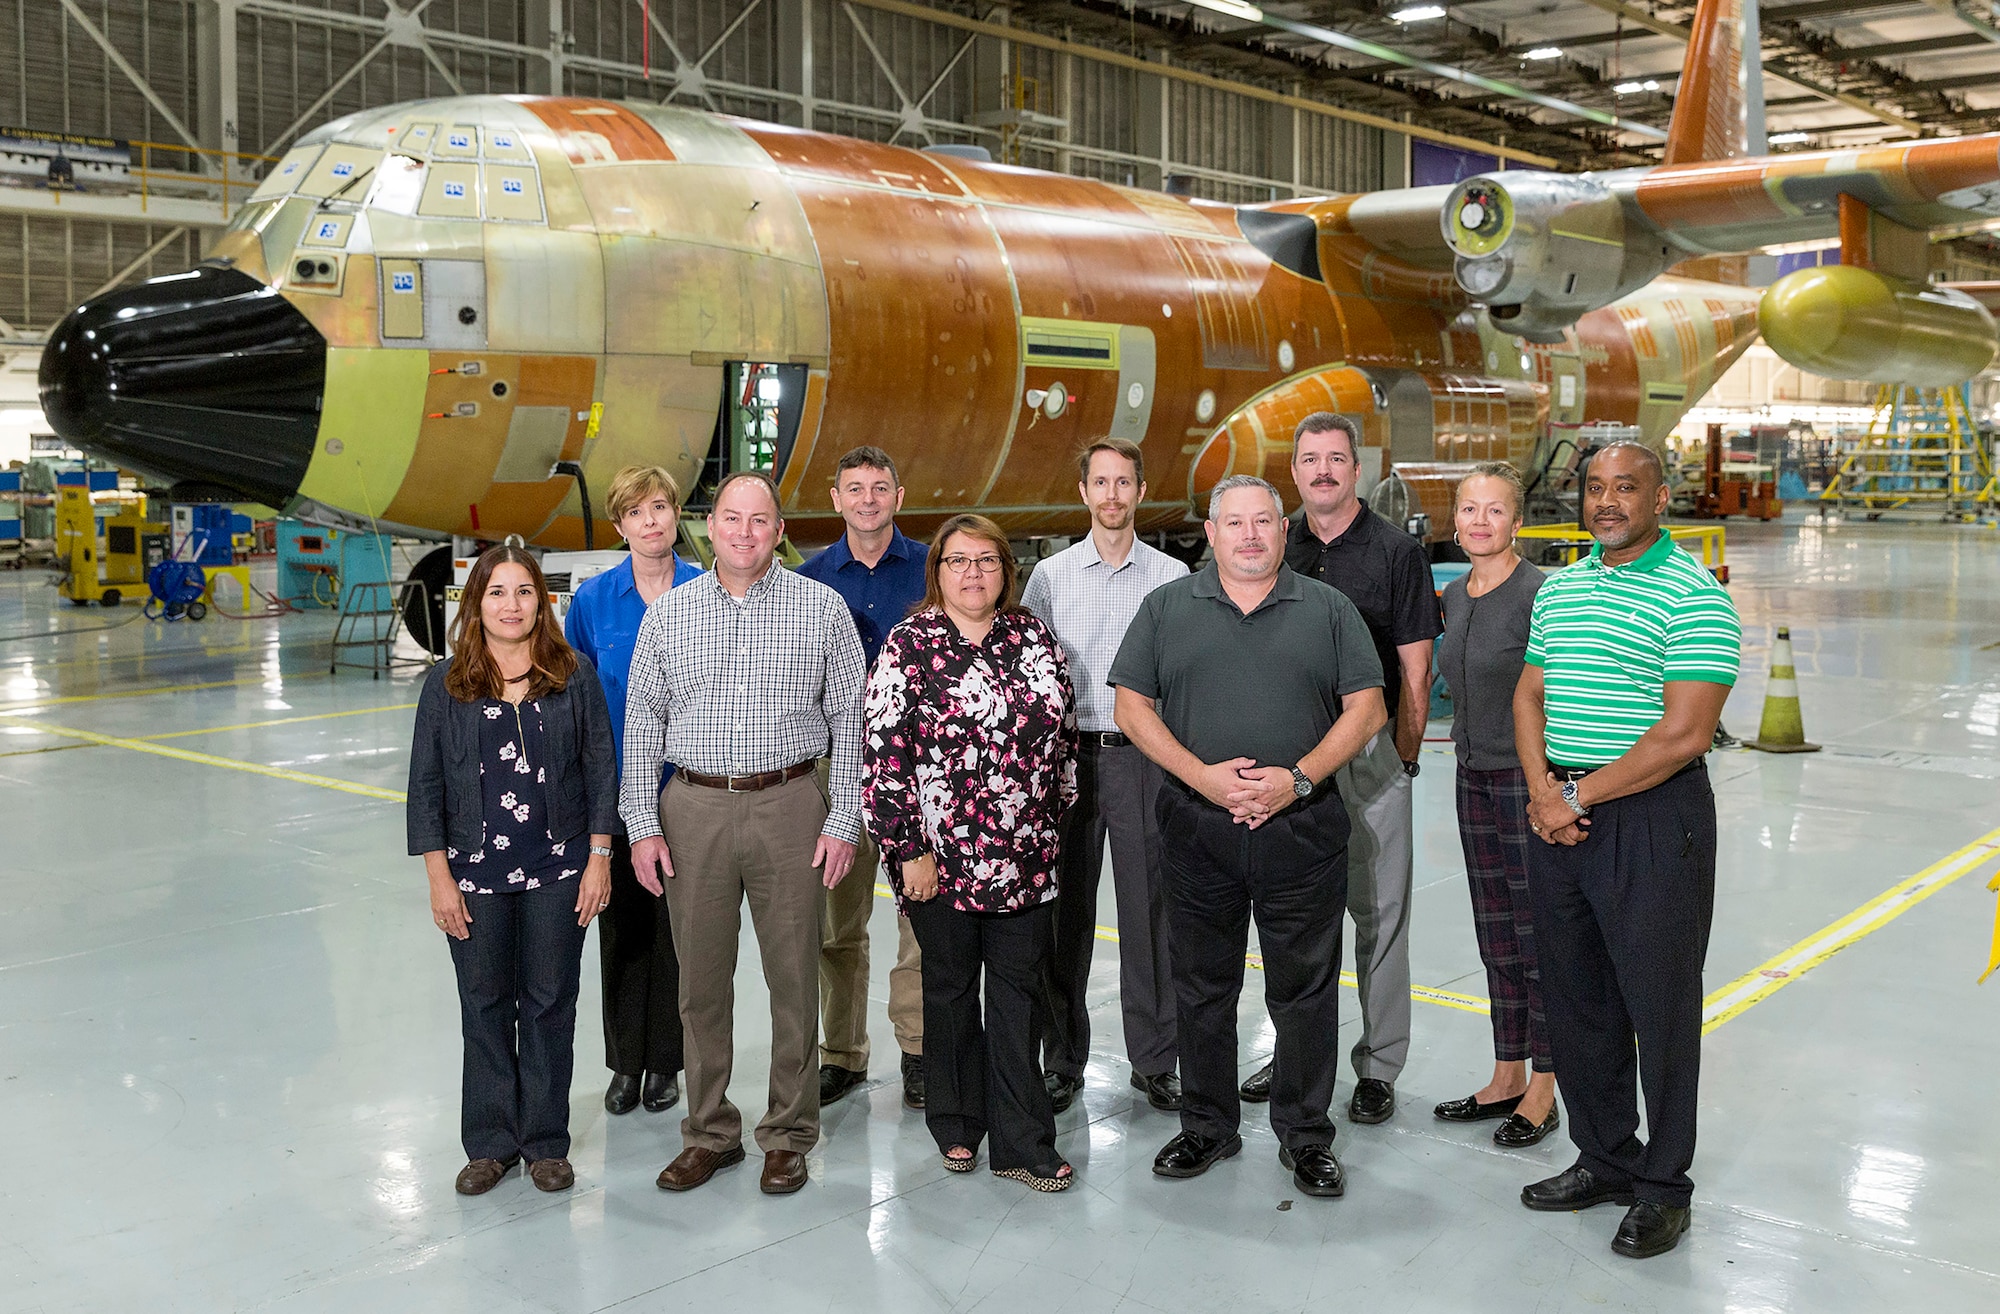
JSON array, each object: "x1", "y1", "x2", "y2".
[
  {"x1": 1289, "y1": 766, "x2": 1314, "y2": 798},
  {"x1": 1560, "y1": 779, "x2": 1590, "y2": 817},
  {"x1": 589, "y1": 844, "x2": 614, "y2": 857},
  {"x1": 1402, "y1": 759, "x2": 1421, "y2": 778}
]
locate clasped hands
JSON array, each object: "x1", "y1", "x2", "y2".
[
  {"x1": 1526, "y1": 772, "x2": 1591, "y2": 846},
  {"x1": 1197, "y1": 758, "x2": 1299, "y2": 830}
]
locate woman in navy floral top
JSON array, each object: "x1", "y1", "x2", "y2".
[
  {"x1": 864, "y1": 514, "x2": 1079, "y2": 1191},
  {"x1": 407, "y1": 547, "x2": 617, "y2": 1199}
]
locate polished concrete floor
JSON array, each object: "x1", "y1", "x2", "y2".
[{"x1": 1, "y1": 514, "x2": 1996, "y2": 1312}]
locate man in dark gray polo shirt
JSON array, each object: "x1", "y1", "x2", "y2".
[{"x1": 1110, "y1": 475, "x2": 1387, "y2": 1199}]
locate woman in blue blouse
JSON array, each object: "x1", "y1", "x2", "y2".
[
  {"x1": 564, "y1": 467, "x2": 703, "y2": 1118},
  {"x1": 864, "y1": 514, "x2": 1079, "y2": 1192},
  {"x1": 409, "y1": 546, "x2": 617, "y2": 1196}
]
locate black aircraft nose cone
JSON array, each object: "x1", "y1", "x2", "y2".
[{"x1": 38, "y1": 264, "x2": 325, "y2": 507}]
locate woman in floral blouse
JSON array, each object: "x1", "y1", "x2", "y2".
[{"x1": 864, "y1": 514, "x2": 1080, "y2": 1192}]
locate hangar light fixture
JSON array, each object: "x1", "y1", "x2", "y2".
[
  {"x1": 1524, "y1": 47, "x2": 1563, "y2": 60},
  {"x1": 1614, "y1": 81, "x2": 1645, "y2": 94},
  {"x1": 1768, "y1": 132, "x2": 1811, "y2": 145},
  {"x1": 1187, "y1": 0, "x2": 1265, "y2": 21},
  {"x1": 1391, "y1": 5, "x2": 1447, "y2": 20},
  {"x1": 1643, "y1": 79, "x2": 1660, "y2": 90}
]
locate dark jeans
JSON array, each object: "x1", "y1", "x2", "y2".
[
  {"x1": 1528, "y1": 761, "x2": 1716, "y2": 1208},
  {"x1": 1041, "y1": 738, "x2": 1178, "y2": 1081},
  {"x1": 907, "y1": 898, "x2": 1061, "y2": 1172},
  {"x1": 1455, "y1": 765, "x2": 1552, "y2": 1070},
  {"x1": 446, "y1": 879, "x2": 589, "y2": 1163},
  {"x1": 1159, "y1": 782, "x2": 1348, "y2": 1154},
  {"x1": 598, "y1": 831, "x2": 683, "y2": 1077}
]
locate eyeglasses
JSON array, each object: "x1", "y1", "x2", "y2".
[{"x1": 940, "y1": 554, "x2": 1006, "y2": 575}]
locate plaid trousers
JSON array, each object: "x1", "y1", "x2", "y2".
[{"x1": 1455, "y1": 765, "x2": 1553, "y2": 1070}]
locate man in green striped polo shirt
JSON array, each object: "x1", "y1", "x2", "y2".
[{"x1": 1511, "y1": 441, "x2": 1741, "y2": 1261}]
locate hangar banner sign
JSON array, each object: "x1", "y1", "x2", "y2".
[{"x1": 0, "y1": 126, "x2": 132, "y2": 193}]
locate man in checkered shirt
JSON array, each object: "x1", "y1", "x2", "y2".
[{"x1": 621, "y1": 470, "x2": 868, "y2": 1198}]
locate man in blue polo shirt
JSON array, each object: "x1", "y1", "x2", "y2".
[
  {"x1": 565, "y1": 465, "x2": 703, "y2": 1120},
  {"x1": 796, "y1": 446, "x2": 930, "y2": 1110}
]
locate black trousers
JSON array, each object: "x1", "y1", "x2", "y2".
[
  {"x1": 907, "y1": 898, "x2": 1061, "y2": 1173},
  {"x1": 1528, "y1": 761, "x2": 1716, "y2": 1208},
  {"x1": 446, "y1": 878, "x2": 589, "y2": 1163},
  {"x1": 598, "y1": 830, "x2": 684, "y2": 1077},
  {"x1": 1040, "y1": 738, "x2": 1178, "y2": 1081},
  {"x1": 1159, "y1": 783, "x2": 1348, "y2": 1154}
]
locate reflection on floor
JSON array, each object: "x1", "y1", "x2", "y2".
[{"x1": 1, "y1": 513, "x2": 1996, "y2": 1311}]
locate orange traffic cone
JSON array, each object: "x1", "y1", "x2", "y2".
[{"x1": 1748, "y1": 625, "x2": 1820, "y2": 754}]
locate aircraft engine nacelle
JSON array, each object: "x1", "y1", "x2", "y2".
[
  {"x1": 1441, "y1": 173, "x2": 1668, "y2": 344},
  {"x1": 1758, "y1": 265, "x2": 1998, "y2": 388}
]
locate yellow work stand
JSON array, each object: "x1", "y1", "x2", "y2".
[{"x1": 201, "y1": 564, "x2": 254, "y2": 613}]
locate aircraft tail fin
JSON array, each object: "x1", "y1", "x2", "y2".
[{"x1": 1663, "y1": 0, "x2": 1768, "y2": 165}]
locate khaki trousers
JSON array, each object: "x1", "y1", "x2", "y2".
[
  {"x1": 660, "y1": 772, "x2": 826, "y2": 1155},
  {"x1": 819, "y1": 826, "x2": 923, "y2": 1071}
]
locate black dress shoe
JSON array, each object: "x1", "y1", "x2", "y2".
[
  {"x1": 642, "y1": 1071, "x2": 680, "y2": 1112},
  {"x1": 605, "y1": 1072, "x2": 641, "y2": 1115},
  {"x1": 1348, "y1": 1078, "x2": 1395, "y2": 1124},
  {"x1": 1152, "y1": 1130, "x2": 1243, "y2": 1179},
  {"x1": 901, "y1": 1052, "x2": 926, "y2": 1110},
  {"x1": 819, "y1": 1064, "x2": 867, "y2": 1105},
  {"x1": 1433, "y1": 1092, "x2": 1523, "y2": 1123},
  {"x1": 1043, "y1": 1070, "x2": 1083, "y2": 1114},
  {"x1": 1130, "y1": 1070, "x2": 1183, "y2": 1111},
  {"x1": 1493, "y1": 1106, "x2": 1560, "y2": 1148},
  {"x1": 1612, "y1": 1202, "x2": 1691, "y2": 1258},
  {"x1": 1279, "y1": 1143, "x2": 1346, "y2": 1198},
  {"x1": 1239, "y1": 1060, "x2": 1274, "y2": 1104},
  {"x1": 1521, "y1": 1163, "x2": 1636, "y2": 1212}
]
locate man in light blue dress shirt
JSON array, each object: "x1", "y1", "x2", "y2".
[{"x1": 1023, "y1": 438, "x2": 1189, "y2": 1115}]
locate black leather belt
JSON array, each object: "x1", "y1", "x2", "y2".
[
  {"x1": 1546, "y1": 763, "x2": 1601, "y2": 782},
  {"x1": 1082, "y1": 731, "x2": 1130, "y2": 748},
  {"x1": 678, "y1": 761, "x2": 815, "y2": 793}
]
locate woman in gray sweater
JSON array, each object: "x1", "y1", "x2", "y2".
[{"x1": 1432, "y1": 463, "x2": 1559, "y2": 1148}]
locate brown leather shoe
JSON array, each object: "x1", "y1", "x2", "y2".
[
  {"x1": 528, "y1": 1158, "x2": 575, "y2": 1192},
  {"x1": 656, "y1": 1144, "x2": 746, "y2": 1192},
  {"x1": 759, "y1": 1149, "x2": 808, "y2": 1195},
  {"x1": 454, "y1": 1158, "x2": 515, "y2": 1195}
]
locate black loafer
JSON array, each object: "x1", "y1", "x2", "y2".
[
  {"x1": 1521, "y1": 1163, "x2": 1636, "y2": 1212},
  {"x1": 1130, "y1": 1070, "x2": 1183, "y2": 1111},
  {"x1": 819, "y1": 1064, "x2": 867, "y2": 1106},
  {"x1": 901, "y1": 1052, "x2": 926, "y2": 1110},
  {"x1": 1279, "y1": 1143, "x2": 1346, "y2": 1198},
  {"x1": 1348, "y1": 1078, "x2": 1395, "y2": 1124},
  {"x1": 1044, "y1": 1070, "x2": 1084, "y2": 1114},
  {"x1": 1493, "y1": 1106, "x2": 1560, "y2": 1148},
  {"x1": 1612, "y1": 1202, "x2": 1691, "y2": 1258},
  {"x1": 642, "y1": 1071, "x2": 680, "y2": 1113},
  {"x1": 1239, "y1": 1060, "x2": 1274, "y2": 1104},
  {"x1": 1433, "y1": 1092, "x2": 1522, "y2": 1123},
  {"x1": 605, "y1": 1072, "x2": 641, "y2": 1115},
  {"x1": 1152, "y1": 1130, "x2": 1243, "y2": 1179}
]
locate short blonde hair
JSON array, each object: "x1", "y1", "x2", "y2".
[{"x1": 604, "y1": 466, "x2": 683, "y2": 523}]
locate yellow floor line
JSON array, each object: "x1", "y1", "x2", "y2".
[
  {"x1": 0, "y1": 673, "x2": 314, "y2": 712},
  {"x1": 0, "y1": 714, "x2": 406, "y2": 803},
  {"x1": 1700, "y1": 823, "x2": 2000, "y2": 1034},
  {"x1": 140, "y1": 703, "x2": 418, "y2": 740},
  {"x1": 873, "y1": 882, "x2": 1496, "y2": 1015}
]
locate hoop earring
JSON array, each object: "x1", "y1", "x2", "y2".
[{"x1": 1452, "y1": 530, "x2": 1460, "y2": 546}]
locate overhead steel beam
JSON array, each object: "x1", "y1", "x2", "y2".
[
  {"x1": 57, "y1": 0, "x2": 208, "y2": 164},
  {"x1": 1914, "y1": 0, "x2": 2000, "y2": 51},
  {"x1": 843, "y1": 0, "x2": 1562, "y2": 165},
  {"x1": 1568, "y1": 0, "x2": 1931, "y2": 136},
  {"x1": 1839, "y1": 32, "x2": 1986, "y2": 57}
]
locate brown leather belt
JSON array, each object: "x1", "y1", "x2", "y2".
[{"x1": 677, "y1": 761, "x2": 816, "y2": 793}]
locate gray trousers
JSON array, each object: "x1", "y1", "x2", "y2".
[
  {"x1": 1041, "y1": 739, "x2": 1178, "y2": 1080},
  {"x1": 1332, "y1": 724, "x2": 1415, "y2": 1083}
]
